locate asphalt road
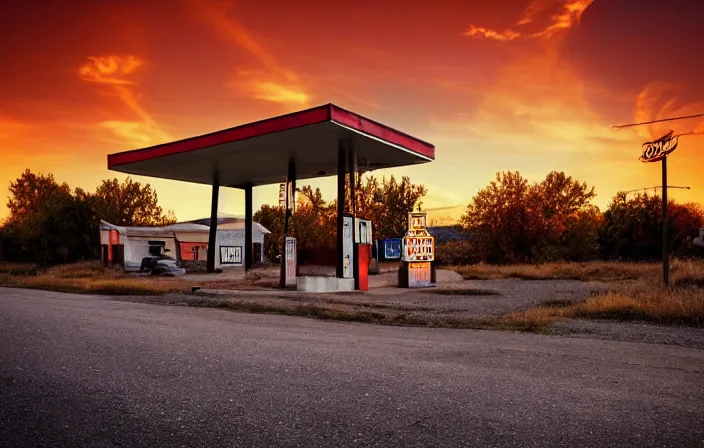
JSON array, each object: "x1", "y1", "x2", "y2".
[{"x1": 1, "y1": 288, "x2": 703, "y2": 447}]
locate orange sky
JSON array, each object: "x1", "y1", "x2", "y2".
[{"x1": 1, "y1": 0, "x2": 703, "y2": 225}]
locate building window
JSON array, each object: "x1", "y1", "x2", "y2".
[{"x1": 147, "y1": 240, "x2": 166, "y2": 256}]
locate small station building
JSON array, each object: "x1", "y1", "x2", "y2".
[{"x1": 100, "y1": 215, "x2": 270, "y2": 271}]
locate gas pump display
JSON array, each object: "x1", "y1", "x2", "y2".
[{"x1": 355, "y1": 218, "x2": 372, "y2": 244}]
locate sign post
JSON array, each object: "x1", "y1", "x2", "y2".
[
  {"x1": 639, "y1": 130, "x2": 679, "y2": 287},
  {"x1": 399, "y1": 211, "x2": 435, "y2": 288}
]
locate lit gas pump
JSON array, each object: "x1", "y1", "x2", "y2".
[{"x1": 355, "y1": 218, "x2": 372, "y2": 291}]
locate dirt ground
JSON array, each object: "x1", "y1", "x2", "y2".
[
  {"x1": 119, "y1": 277, "x2": 704, "y2": 349},
  {"x1": 185, "y1": 278, "x2": 606, "y2": 317}
]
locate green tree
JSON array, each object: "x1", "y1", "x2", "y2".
[
  {"x1": 459, "y1": 171, "x2": 537, "y2": 263},
  {"x1": 460, "y1": 171, "x2": 599, "y2": 263},
  {"x1": 2, "y1": 171, "x2": 97, "y2": 263},
  {"x1": 530, "y1": 171, "x2": 599, "y2": 261},
  {"x1": 1, "y1": 170, "x2": 176, "y2": 264},
  {"x1": 253, "y1": 176, "x2": 427, "y2": 262},
  {"x1": 5, "y1": 170, "x2": 71, "y2": 225},
  {"x1": 94, "y1": 177, "x2": 175, "y2": 226},
  {"x1": 354, "y1": 175, "x2": 427, "y2": 239},
  {"x1": 253, "y1": 204, "x2": 286, "y2": 262},
  {"x1": 599, "y1": 192, "x2": 704, "y2": 261},
  {"x1": 292, "y1": 186, "x2": 336, "y2": 250}
]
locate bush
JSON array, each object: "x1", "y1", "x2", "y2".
[{"x1": 434, "y1": 240, "x2": 480, "y2": 266}]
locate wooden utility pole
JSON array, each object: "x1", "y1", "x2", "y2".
[{"x1": 661, "y1": 155, "x2": 669, "y2": 287}]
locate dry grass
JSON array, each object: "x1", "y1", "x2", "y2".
[
  {"x1": 494, "y1": 308, "x2": 564, "y2": 332},
  {"x1": 181, "y1": 296, "x2": 555, "y2": 333},
  {"x1": 0, "y1": 262, "x2": 39, "y2": 275},
  {"x1": 559, "y1": 288, "x2": 704, "y2": 326},
  {"x1": 449, "y1": 259, "x2": 704, "y2": 282},
  {"x1": 450, "y1": 260, "x2": 704, "y2": 328},
  {"x1": 0, "y1": 260, "x2": 188, "y2": 296},
  {"x1": 510, "y1": 279, "x2": 704, "y2": 328},
  {"x1": 2, "y1": 276, "x2": 179, "y2": 296}
]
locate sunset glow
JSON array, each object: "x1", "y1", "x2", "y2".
[{"x1": 1, "y1": 0, "x2": 702, "y2": 225}]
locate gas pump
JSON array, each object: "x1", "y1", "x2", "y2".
[{"x1": 355, "y1": 218, "x2": 372, "y2": 291}]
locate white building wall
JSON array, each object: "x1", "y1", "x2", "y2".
[
  {"x1": 217, "y1": 230, "x2": 244, "y2": 267},
  {"x1": 215, "y1": 229, "x2": 266, "y2": 268},
  {"x1": 122, "y1": 236, "x2": 177, "y2": 271}
]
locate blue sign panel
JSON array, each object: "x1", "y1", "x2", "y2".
[{"x1": 379, "y1": 238, "x2": 402, "y2": 261}]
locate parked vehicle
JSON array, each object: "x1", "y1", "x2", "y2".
[{"x1": 139, "y1": 249, "x2": 186, "y2": 276}]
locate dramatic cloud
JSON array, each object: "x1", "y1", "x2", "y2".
[
  {"x1": 98, "y1": 121, "x2": 172, "y2": 146},
  {"x1": 464, "y1": 0, "x2": 595, "y2": 41},
  {"x1": 197, "y1": 3, "x2": 297, "y2": 82},
  {"x1": 194, "y1": 0, "x2": 309, "y2": 106},
  {"x1": 77, "y1": 55, "x2": 145, "y2": 85},
  {"x1": 78, "y1": 55, "x2": 172, "y2": 146},
  {"x1": 228, "y1": 70, "x2": 310, "y2": 108},
  {"x1": 633, "y1": 82, "x2": 704, "y2": 140},
  {"x1": 249, "y1": 81, "x2": 310, "y2": 105}
]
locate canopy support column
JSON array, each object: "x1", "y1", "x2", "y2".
[
  {"x1": 336, "y1": 141, "x2": 347, "y2": 278},
  {"x1": 244, "y1": 183, "x2": 253, "y2": 272},
  {"x1": 280, "y1": 159, "x2": 296, "y2": 288},
  {"x1": 206, "y1": 174, "x2": 219, "y2": 273}
]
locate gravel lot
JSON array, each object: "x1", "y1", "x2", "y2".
[
  {"x1": 344, "y1": 278, "x2": 610, "y2": 316},
  {"x1": 185, "y1": 278, "x2": 609, "y2": 322}
]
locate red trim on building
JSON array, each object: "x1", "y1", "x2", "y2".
[
  {"x1": 329, "y1": 105, "x2": 435, "y2": 160},
  {"x1": 107, "y1": 104, "x2": 434, "y2": 168}
]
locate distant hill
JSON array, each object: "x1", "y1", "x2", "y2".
[{"x1": 427, "y1": 225, "x2": 471, "y2": 244}]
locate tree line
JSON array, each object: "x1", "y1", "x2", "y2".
[
  {"x1": 0, "y1": 170, "x2": 175, "y2": 264},
  {"x1": 1, "y1": 169, "x2": 702, "y2": 265},
  {"x1": 438, "y1": 171, "x2": 703, "y2": 265},
  {"x1": 254, "y1": 175, "x2": 427, "y2": 262}
]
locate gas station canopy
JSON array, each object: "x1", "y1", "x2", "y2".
[
  {"x1": 107, "y1": 103, "x2": 436, "y2": 287},
  {"x1": 107, "y1": 103, "x2": 435, "y2": 187}
]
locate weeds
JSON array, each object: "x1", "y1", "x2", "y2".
[
  {"x1": 449, "y1": 259, "x2": 704, "y2": 283},
  {"x1": 0, "y1": 262, "x2": 38, "y2": 276},
  {"x1": 0, "y1": 260, "x2": 186, "y2": 295},
  {"x1": 181, "y1": 296, "x2": 556, "y2": 333},
  {"x1": 449, "y1": 261, "x2": 658, "y2": 281}
]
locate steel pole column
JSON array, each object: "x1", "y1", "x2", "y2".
[
  {"x1": 206, "y1": 174, "x2": 220, "y2": 273},
  {"x1": 336, "y1": 141, "x2": 346, "y2": 278},
  {"x1": 348, "y1": 143, "x2": 358, "y2": 290},
  {"x1": 280, "y1": 159, "x2": 296, "y2": 288},
  {"x1": 662, "y1": 156, "x2": 669, "y2": 287},
  {"x1": 244, "y1": 183, "x2": 253, "y2": 272}
]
